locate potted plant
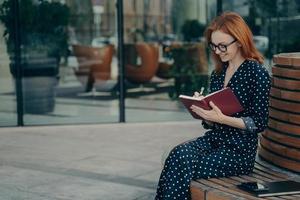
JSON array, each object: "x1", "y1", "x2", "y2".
[
  {"x1": 0, "y1": 0, "x2": 70, "y2": 114},
  {"x1": 166, "y1": 20, "x2": 208, "y2": 99},
  {"x1": 181, "y1": 19, "x2": 205, "y2": 42},
  {"x1": 167, "y1": 43, "x2": 209, "y2": 99}
]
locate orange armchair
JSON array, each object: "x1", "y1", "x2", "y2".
[
  {"x1": 72, "y1": 44, "x2": 114, "y2": 91},
  {"x1": 125, "y1": 43, "x2": 159, "y2": 84}
]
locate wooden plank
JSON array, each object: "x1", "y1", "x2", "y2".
[
  {"x1": 266, "y1": 197, "x2": 286, "y2": 200},
  {"x1": 268, "y1": 118, "x2": 300, "y2": 136},
  {"x1": 219, "y1": 177, "x2": 240, "y2": 185},
  {"x1": 273, "y1": 77, "x2": 300, "y2": 90},
  {"x1": 270, "y1": 87, "x2": 300, "y2": 104},
  {"x1": 205, "y1": 189, "x2": 245, "y2": 200},
  {"x1": 254, "y1": 161, "x2": 289, "y2": 179},
  {"x1": 190, "y1": 181, "x2": 210, "y2": 200},
  {"x1": 273, "y1": 53, "x2": 300, "y2": 67},
  {"x1": 230, "y1": 176, "x2": 250, "y2": 183},
  {"x1": 260, "y1": 135, "x2": 300, "y2": 161},
  {"x1": 258, "y1": 146, "x2": 300, "y2": 172},
  {"x1": 252, "y1": 169, "x2": 285, "y2": 181},
  {"x1": 250, "y1": 173, "x2": 274, "y2": 182},
  {"x1": 269, "y1": 107, "x2": 300, "y2": 125},
  {"x1": 238, "y1": 174, "x2": 268, "y2": 183},
  {"x1": 272, "y1": 66, "x2": 300, "y2": 80},
  {"x1": 209, "y1": 178, "x2": 233, "y2": 187},
  {"x1": 279, "y1": 196, "x2": 299, "y2": 200},
  {"x1": 206, "y1": 189, "x2": 249, "y2": 200},
  {"x1": 270, "y1": 97, "x2": 300, "y2": 113},
  {"x1": 263, "y1": 129, "x2": 300, "y2": 149},
  {"x1": 197, "y1": 179, "x2": 261, "y2": 200}
]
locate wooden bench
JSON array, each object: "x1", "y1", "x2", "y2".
[
  {"x1": 190, "y1": 53, "x2": 300, "y2": 199},
  {"x1": 190, "y1": 159, "x2": 300, "y2": 200}
]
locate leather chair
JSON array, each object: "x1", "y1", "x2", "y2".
[
  {"x1": 72, "y1": 44, "x2": 114, "y2": 92},
  {"x1": 125, "y1": 43, "x2": 159, "y2": 84}
]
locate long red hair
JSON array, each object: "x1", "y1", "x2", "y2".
[{"x1": 205, "y1": 12, "x2": 264, "y2": 74}]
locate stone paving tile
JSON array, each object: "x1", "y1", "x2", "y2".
[
  {"x1": 0, "y1": 186, "x2": 60, "y2": 200},
  {"x1": 0, "y1": 121, "x2": 203, "y2": 199},
  {"x1": 30, "y1": 175, "x2": 154, "y2": 200}
]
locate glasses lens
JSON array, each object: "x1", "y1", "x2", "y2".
[{"x1": 218, "y1": 44, "x2": 227, "y2": 52}]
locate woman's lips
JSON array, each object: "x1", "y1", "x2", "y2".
[{"x1": 219, "y1": 54, "x2": 227, "y2": 59}]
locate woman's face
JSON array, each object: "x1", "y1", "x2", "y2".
[{"x1": 210, "y1": 30, "x2": 240, "y2": 62}]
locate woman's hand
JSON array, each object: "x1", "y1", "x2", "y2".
[
  {"x1": 193, "y1": 91, "x2": 204, "y2": 99},
  {"x1": 190, "y1": 101, "x2": 225, "y2": 124}
]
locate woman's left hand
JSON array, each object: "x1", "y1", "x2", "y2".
[{"x1": 190, "y1": 101, "x2": 225, "y2": 124}]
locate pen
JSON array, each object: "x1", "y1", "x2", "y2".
[{"x1": 199, "y1": 87, "x2": 204, "y2": 95}]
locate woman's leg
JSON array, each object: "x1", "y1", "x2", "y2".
[
  {"x1": 155, "y1": 136, "x2": 213, "y2": 200},
  {"x1": 155, "y1": 136, "x2": 254, "y2": 200}
]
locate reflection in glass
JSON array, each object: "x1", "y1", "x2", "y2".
[
  {"x1": 122, "y1": 0, "x2": 212, "y2": 122},
  {"x1": 1, "y1": 0, "x2": 299, "y2": 126}
]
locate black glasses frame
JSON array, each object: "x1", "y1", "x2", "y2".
[{"x1": 209, "y1": 39, "x2": 237, "y2": 52}]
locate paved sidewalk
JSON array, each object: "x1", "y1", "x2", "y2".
[{"x1": 0, "y1": 121, "x2": 204, "y2": 200}]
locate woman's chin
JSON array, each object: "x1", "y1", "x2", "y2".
[
  {"x1": 220, "y1": 56, "x2": 228, "y2": 62},
  {"x1": 220, "y1": 53, "x2": 232, "y2": 61}
]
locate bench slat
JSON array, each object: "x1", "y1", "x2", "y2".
[
  {"x1": 196, "y1": 179, "x2": 261, "y2": 200},
  {"x1": 254, "y1": 161, "x2": 289, "y2": 179},
  {"x1": 252, "y1": 169, "x2": 285, "y2": 181},
  {"x1": 191, "y1": 161, "x2": 298, "y2": 200},
  {"x1": 259, "y1": 146, "x2": 300, "y2": 172}
]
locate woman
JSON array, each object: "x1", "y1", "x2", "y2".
[{"x1": 155, "y1": 12, "x2": 271, "y2": 200}]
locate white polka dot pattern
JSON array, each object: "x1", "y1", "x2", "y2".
[{"x1": 155, "y1": 60, "x2": 271, "y2": 200}]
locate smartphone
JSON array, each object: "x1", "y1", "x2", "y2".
[{"x1": 238, "y1": 182, "x2": 269, "y2": 192}]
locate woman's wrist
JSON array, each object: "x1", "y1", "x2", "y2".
[
  {"x1": 218, "y1": 115, "x2": 246, "y2": 129},
  {"x1": 218, "y1": 114, "x2": 228, "y2": 124}
]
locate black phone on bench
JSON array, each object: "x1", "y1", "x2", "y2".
[{"x1": 238, "y1": 182, "x2": 269, "y2": 192}]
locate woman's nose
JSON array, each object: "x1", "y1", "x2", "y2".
[{"x1": 214, "y1": 48, "x2": 221, "y2": 54}]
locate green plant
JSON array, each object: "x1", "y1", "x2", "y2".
[
  {"x1": 0, "y1": 0, "x2": 70, "y2": 114},
  {"x1": 181, "y1": 19, "x2": 205, "y2": 42},
  {"x1": 0, "y1": 0, "x2": 70, "y2": 59},
  {"x1": 167, "y1": 44, "x2": 209, "y2": 99}
]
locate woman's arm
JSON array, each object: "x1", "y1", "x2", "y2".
[
  {"x1": 219, "y1": 114, "x2": 246, "y2": 129},
  {"x1": 191, "y1": 101, "x2": 247, "y2": 130},
  {"x1": 191, "y1": 67, "x2": 271, "y2": 133}
]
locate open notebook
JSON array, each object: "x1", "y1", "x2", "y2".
[{"x1": 179, "y1": 87, "x2": 244, "y2": 120}]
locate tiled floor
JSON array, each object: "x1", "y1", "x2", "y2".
[{"x1": 0, "y1": 121, "x2": 204, "y2": 200}]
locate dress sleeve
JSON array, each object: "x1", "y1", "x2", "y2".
[
  {"x1": 202, "y1": 120, "x2": 214, "y2": 129},
  {"x1": 246, "y1": 67, "x2": 271, "y2": 133}
]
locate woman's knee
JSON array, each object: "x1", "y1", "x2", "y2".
[{"x1": 167, "y1": 143, "x2": 192, "y2": 161}]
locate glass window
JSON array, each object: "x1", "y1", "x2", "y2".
[
  {"x1": 0, "y1": 0, "x2": 18, "y2": 126},
  {"x1": 0, "y1": 0, "x2": 120, "y2": 126},
  {"x1": 3, "y1": 0, "x2": 299, "y2": 126},
  {"x1": 123, "y1": 0, "x2": 214, "y2": 122},
  {"x1": 224, "y1": 0, "x2": 300, "y2": 72}
]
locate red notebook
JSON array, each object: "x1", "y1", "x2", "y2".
[{"x1": 179, "y1": 87, "x2": 244, "y2": 120}]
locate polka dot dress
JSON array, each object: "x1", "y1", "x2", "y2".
[{"x1": 155, "y1": 60, "x2": 271, "y2": 200}]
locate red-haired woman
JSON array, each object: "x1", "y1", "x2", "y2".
[{"x1": 155, "y1": 12, "x2": 271, "y2": 200}]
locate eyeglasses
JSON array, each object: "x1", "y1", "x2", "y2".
[{"x1": 209, "y1": 39, "x2": 237, "y2": 52}]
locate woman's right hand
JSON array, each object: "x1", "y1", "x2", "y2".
[{"x1": 193, "y1": 91, "x2": 204, "y2": 99}]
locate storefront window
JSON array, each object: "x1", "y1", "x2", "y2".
[{"x1": 0, "y1": 0, "x2": 299, "y2": 126}]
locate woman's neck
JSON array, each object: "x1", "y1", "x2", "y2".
[{"x1": 228, "y1": 52, "x2": 245, "y2": 70}]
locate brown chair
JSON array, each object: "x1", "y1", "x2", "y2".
[
  {"x1": 125, "y1": 43, "x2": 159, "y2": 84},
  {"x1": 72, "y1": 44, "x2": 114, "y2": 92}
]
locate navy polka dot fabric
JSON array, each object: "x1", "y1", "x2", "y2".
[{"x1": 155, "y1": 60, "x2": 271, "y2": 200}]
